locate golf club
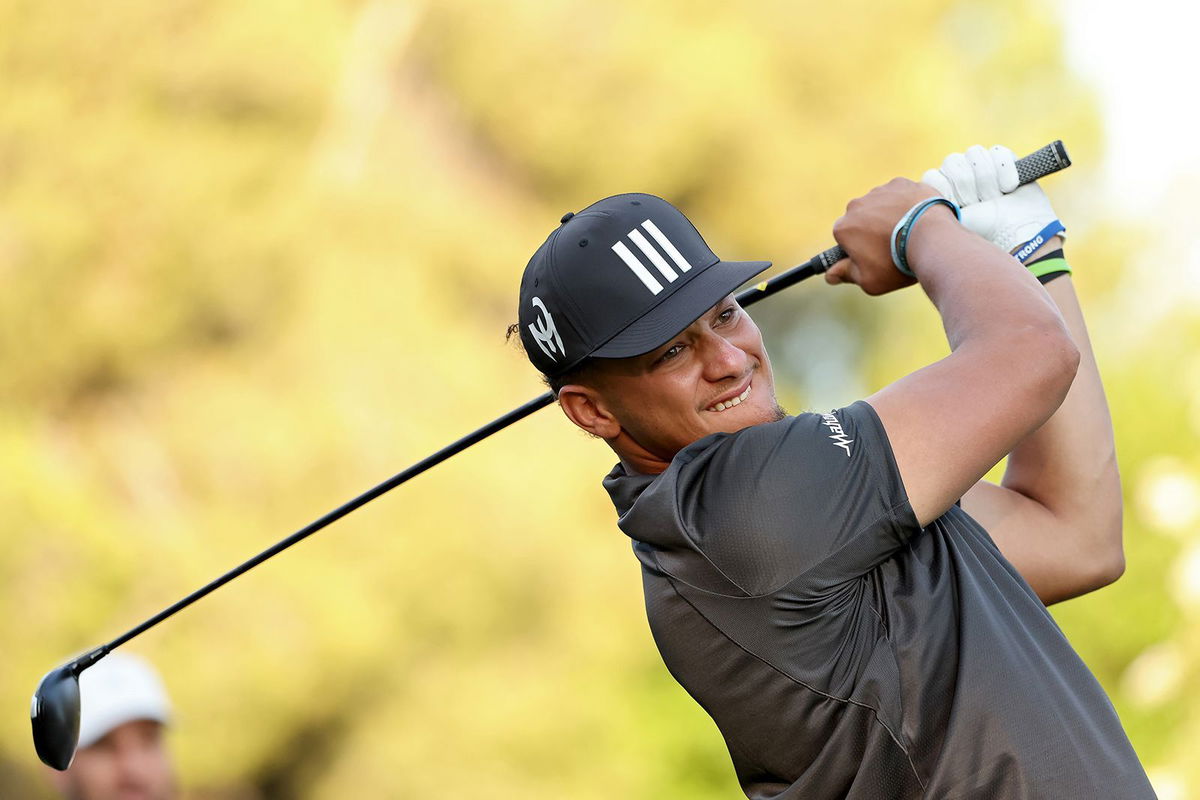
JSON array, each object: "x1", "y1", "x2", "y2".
[{"x1": 31, "y1": 140, "x2": 1071, "y2": 770}]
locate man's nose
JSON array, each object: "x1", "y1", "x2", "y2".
[{"x1": 699, "y1": 332, "x2": 748, "y2": 381}]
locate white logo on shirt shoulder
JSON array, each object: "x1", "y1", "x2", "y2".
[
  {"x1": 527, "y1": 296, "x2": 565, "y2": 361},
  {"x1": 820, "y1": 412, "x2": 853, "y2": 457}
]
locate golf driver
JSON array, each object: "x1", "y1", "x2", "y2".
[{"x1": 31, "y1": 140, "x2": 1071, "y2": 770}]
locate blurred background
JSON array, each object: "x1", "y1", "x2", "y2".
[{"x1": 2, "y1": 0, "x2": 1197, "y2": 796}]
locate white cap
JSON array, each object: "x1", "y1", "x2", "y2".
[{"x1": 77, "y1": 652, "x2": 171, "y2": 749}]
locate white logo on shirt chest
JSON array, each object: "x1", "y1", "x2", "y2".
[{"x1": 820, "y1": 413, "x2": 854, "y2": 457}]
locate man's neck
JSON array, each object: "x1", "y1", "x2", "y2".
[
  {"x1": 611, "y1": 431, "x2": 674, "y2": 475},
  {"x1": 618, "y1": 454, "x2": 668, "y2": 476}
]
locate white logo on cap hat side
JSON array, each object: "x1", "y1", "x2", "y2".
[
  {"x1": 528, "y1": 296, "x2": 565, "y2": 361},
  {"x1": 611, "y1": 219, "x2": 693, "y2": 295}
]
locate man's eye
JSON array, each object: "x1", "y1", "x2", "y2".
[
  {"x1": 717, "y1": 307, "x2": 737, "y2": 324},
  {"x1": 659, "y1": 344, "x2": 684, "y2": 362}
]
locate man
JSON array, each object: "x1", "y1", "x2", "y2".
[
  {"x1": 47, "y1": 652, "x2": 177, "y2": 800},
  {"x1": 512, "y1": 145, "x2": 1155, "y2": 798}
]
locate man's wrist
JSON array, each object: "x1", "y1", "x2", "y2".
[
  {"x1": 892, "y1": 198, "x2": 960, "y2": 277},
  {"x1": 1015, "y1": 235, "x2": 1063, "y2": 263},
  {"x1": 1026, "y1": 246, "x2": 1072, "y2": 284},
  {"x1": 903, "y1": 208, "x2": 963, "y2": 275}
]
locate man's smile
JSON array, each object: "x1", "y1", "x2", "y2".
[{"x1": 705, "y1": 375, "x2": 754, "y2": 413}]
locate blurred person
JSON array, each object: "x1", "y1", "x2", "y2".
[
  {"x1": 510, "y1": 146, "x2": 1154, "y2": 798},
  {"x1": 47, "y1": 652, "x2": 177, "y2": 800}
]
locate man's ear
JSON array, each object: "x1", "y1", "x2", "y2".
[{"x1": 556, "y1": 384, "x2": 622, "y2": 440}]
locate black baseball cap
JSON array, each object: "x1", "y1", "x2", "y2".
[{"x1": 517, "y1": 193, "x2": 770, "y2": 378}]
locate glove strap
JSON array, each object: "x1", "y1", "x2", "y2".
[
  {"x1": 891, "y1": 197, "x2": 961, "y2": 277},
  {"x1": 1013, "y1": 220, "x2": 1066, "y2": 263}
]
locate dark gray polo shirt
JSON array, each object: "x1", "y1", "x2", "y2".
[{"x1": 603, "y1": 401, "x2": 1154, "y2": 799}]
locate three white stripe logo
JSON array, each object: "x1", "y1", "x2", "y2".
[{"x1": 611, "y1": 219, "x2": 693, "y2": 295}]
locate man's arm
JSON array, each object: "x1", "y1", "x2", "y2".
[
  {"x1": 962, "y1": 268, "x2": 1124, "y2": 605},
  {"x1": 914, "y1": 145, "x2": 1123, "y2": 604},
  {"x1": 828, "y1": 179, "x2": 1081, "y2": 530}
]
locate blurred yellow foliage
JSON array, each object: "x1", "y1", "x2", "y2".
[{"x1": 1, "y1": 0, "x2": 1195, "y2": 797}]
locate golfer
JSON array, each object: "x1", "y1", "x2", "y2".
[{"x1": 512, "y1": 145, "x2": 1155, "y2": 798}]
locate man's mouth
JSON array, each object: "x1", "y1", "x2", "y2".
[{"x1": 706, "y1": 382, "x2": 752, "y2": 413}]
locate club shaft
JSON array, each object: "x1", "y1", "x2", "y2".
[
  {"x1": 96, "y1": 140, "x2": 1071, "y2": 655},
  {"x1": 103, "y1": 393, "x2": 554, "y2": 652}
]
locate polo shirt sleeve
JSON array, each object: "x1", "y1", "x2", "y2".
[{"x1": 674, "y1": 400, "x2": 921, "y2": 595}]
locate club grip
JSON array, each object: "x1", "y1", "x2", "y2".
[
  {"x1": 1015, "y1": 139, "x2": 1071, "y2": 185},
  {"x1": 814, "y1": 140, "x2": 1071, "y2": 271}
]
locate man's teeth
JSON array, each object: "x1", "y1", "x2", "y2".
[{"x1": 708, "y1": 385, "x2": 752, "y2": 413}]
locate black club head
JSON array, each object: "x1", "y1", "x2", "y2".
[{"x1": 31, "y1": 664, "x2": 82, "y2": 771}]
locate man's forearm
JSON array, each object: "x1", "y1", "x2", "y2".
[
  {"x1": 907, "y1": 214, "x2": 1074, "y2": 353},
  {"x1": 996, "y1": 273, "x2": 1124, "y2": 577},
  {"x1": 859, "y1": 207, "x2": 1081, "y2": 526}
]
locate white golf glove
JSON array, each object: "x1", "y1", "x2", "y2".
[{"x1": 922, "y1": 144, "x2": 1065, "y2": 259}]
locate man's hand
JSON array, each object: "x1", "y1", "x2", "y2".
[
  {"x1": 922, "y1": 144, "x2": 1064, "y2": 256},
  {"x1": 826, "y1": 178, "x2": 945, "y2": 295}
]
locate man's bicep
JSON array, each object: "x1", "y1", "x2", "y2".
[{"x1": 863, "y1": 346, "x2": 1059, "y2": 528}]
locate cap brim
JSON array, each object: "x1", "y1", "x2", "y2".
[{"x1": 590, "y1": 259, "x2": 771, "y2": 359}]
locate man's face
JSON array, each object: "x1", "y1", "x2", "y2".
[
  {"x1": 52, "y1": 720, "x2": 176, "y2": 800},
  {"x1": 584, "y1": 296, "x2": 784, "y2": 465}
]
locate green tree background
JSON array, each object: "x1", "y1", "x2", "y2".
[{"x1": 2, "y1": 0, "x2": 1196, "y2": 796}]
